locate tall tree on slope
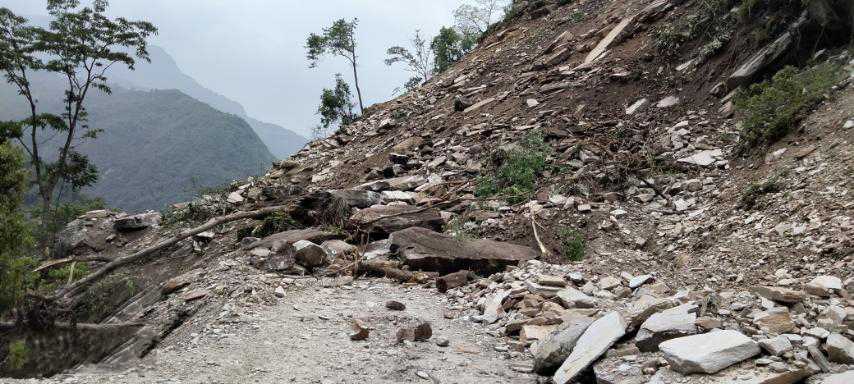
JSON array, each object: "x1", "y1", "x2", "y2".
[
  {"x1": 306, "y1": 18, "x2": 365, "y2": 114},
  {"x1": 0, "y1": 0, "x2": 157, "y2": 247}
]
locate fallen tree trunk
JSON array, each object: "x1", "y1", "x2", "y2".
[
  {"x1": 357, "y1": 260, "x2": 414, "y2": 283},
  {"x1": 53, "y1": 204, "x2": 289, "y2": 301}
]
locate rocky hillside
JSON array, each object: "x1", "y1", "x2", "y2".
[{"x1": 4, "y1": 0, "x2": 853, "y2": 383}]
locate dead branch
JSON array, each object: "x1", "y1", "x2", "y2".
[
  {"x1": 34, "y1": 255, "x2": 114, "y2": 273},
  {"x1": 531, "y1": 217, "x2": 552, "y2": 258},
  {"x1": 53, "y1": 204, "x2": 290, "y2": 301},
  {"x1": 357, "y1": 260, "x2": 414, "y2": 283}
]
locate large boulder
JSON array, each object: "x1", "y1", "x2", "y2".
[
  {"x1": 635, "y1": 306, "x2": 698, "y2": 352},
  {"x1": 659, "y1": 330, "x2": 760, "y2": 374},
  {"x1": 113, "y1": 212, "x2": 161, "y2": 232},
  {"x1": 553, "y1": 312, "x2": 626, "y2": 384},
  {"x1": 389, "y1": 227, "x2": 539, "y2": 274},
  {"x1": 825, "y1": 333, "x2": 854, "y2": 364},
  {"x1": 532, "y1": 315, "x2": 594, "y2": 374},
  {"x1": 349, "y1": 205, "x2": 444, "y2": 236},
  {"x1": 292, "y1": 240, "x2": 330, "y2": 269}
]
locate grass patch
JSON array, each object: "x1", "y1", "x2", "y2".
[
  {"x1": 39, "y1": 263, "x2": 90, "y2": 292},
  {"x1": 653, "y1": 0, "x2": 735, "y2": 59},
  {"x1": 5, "y1": 340, "x2": 28, "y2": 370},
  {"x1": 559, "y1": 228, "x2": 585, "y2": 262},
  {"x1": 739, "y1": 176, "x2": 781, "y2": 209},
  {"x1": 250, "y1": 211, "x2": 299, "y2": 239},
  {"x1": 734, "y1": 62, "x2": 842, "y2": 153},
  {"x1": 475, "y1": 131, "x2": 551, "y2": 204}
]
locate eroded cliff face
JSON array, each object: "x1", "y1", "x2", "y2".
[{"x1": 6, "y1": 0, "x2": 853, "y2": 382}]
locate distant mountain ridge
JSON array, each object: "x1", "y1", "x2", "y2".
[
  {"x1": 0, "y1": 72, "x2": 276, "y2": 211},
  {"x1": 111, "y1": 46, "x2": 307, "y2": 159}
]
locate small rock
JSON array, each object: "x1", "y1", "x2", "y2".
[
  {"x1": 385, "y1": 300, "x2": 406, "y2": 311},
  {"x1": 396, "y1": 321, "x2": 433, "y2": 343},
  {"x1": 656, "y1": 96, "x2": 679, "y2": 108},
  {"x1": 759, "y1": 335, "x2": 793, "y2": 356},
  {"x1": 805, "y1": 276, "x2": 843, "y2": 297},
  {"x1": 350, "y1": 319, "x2": 370, "y2": 341}
]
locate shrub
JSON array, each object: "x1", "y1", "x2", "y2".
[
  {"x1": 0, "y1": 134, "x2": 37, "y2": 318},
  {"x1": 251, "y1": 211, "x2": 299, "y2": 238},
  {"x1": 560, "y1": 228, "x2": 585, "y2": 262},
  {"x1": 739, "y1": 176, "x2": 781, "y2": 209},
  {"x1": 734, "y1": 62, "x2": 842, "y2": 153},
  {"x1": 653, "y1": 0, "x2": 735, "y2": 58},
  {"x1": 5, "y1": 340, "x2": 29, "y2": 370},
  {"x1": 476, "y1": 131, "x2": 551, "y2": 204}
]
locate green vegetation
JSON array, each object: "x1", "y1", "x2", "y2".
[
  {"x1": 41, "y1": 263, "x2": 90, "y2": 292},
  {"x1": 252, "y1": 211, "x2": 299, "y2": 238},
  {"x1": 734, "y1": 62, "x2": 842, "y2": 153},
  {"x1": 315, "y1": 74, "x2": 358, "y2": 137},
  {"x1": 431, "y1": 27, "x2": 477, "y2": 74},
  {"x1": 0, "y1": 122, "x2": 36, "y2": 318},
  {"x1": 0, "y1": 1, "x2": 157, "y2": 247},
  {"x1": 559, "y1": 228, "x2": 585, "y2": 262},
  {"x1": 385, "y1": 30, "x2": 433, "y2": 92},
  {"x1": 0, "y1": 84, "x2": 275, "y2": 212},
  {"x1": 5, "y1": 340, "x2": 29, "y2": 370},
  {"x1": 476, "y1": 131, "x2": 551, "y2": 204},
  {"x1": 445, "y1": 214, "x2": 476, "y2": 241},
  {"x1": 653, "y1": 0, "x2": 735, "y2": 58},
  {"x1": 569, "y1": 10, "x2": 586, "y2": 23},
  {"x1": 306, "y1": 18, "x2": 365, "y2": 114},
  {"x1": 739, "y1": 176, "x2": 781, "y2": 209}
]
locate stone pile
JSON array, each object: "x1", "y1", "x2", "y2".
[{"x1": 440, "y1": 260, "x2": 854, "y2": 383}]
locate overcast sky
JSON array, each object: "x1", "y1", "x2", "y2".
[{"x1": 4, "y1": 0, "x2": 464, "y2": 137}]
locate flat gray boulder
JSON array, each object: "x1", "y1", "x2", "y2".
[
  {"x1": 556, "y1": 287, "x2": 597, "y2": 309},
  {"x1": 636, "y1": 307, "x2": 698, "y2": 352},
  {"x1": 389, "y1": 227, "x2": 538, "y2": 274},
  {"x1": 826, "y1": 333, "x2": 854, "y2": 364},
  {"x1": 660, "y1": 330, "x2": 760, "y2": 374},
  {"x1": 553, "y1": 312, "x2": 626, "y2": 384},
  {"x1": 532, "y1": 315, "x2": 594, "y2": 374},
  {"x1": 350, "y1": 205, "x2": 444, "y2": 236}
]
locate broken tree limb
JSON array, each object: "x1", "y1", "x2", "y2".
[
  {"x1": 357, "y1": 260, "x2": 413, "y2": 283},
  {"x1": 531, "y1": 218, "x2": 552, "y2": 258},
  {"x1": 34, "y1": 255, "x2": 114, "y2": 273},
  {"x1": 53, "y1": 204, "x2": 289, "y2": 301}
]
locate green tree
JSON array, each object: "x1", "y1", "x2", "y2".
[
  {"x1": 0, "y1": 121, "x2": 36, "y2": 318},
  {"x1": 315, "y1": 73, "x2": 356, "y2": 137},
  {"x1": 305, "y1": 18, "x2": 365, "y2": 113},
  {"x1": 0, "y1": 1, "x2": 157, "y2": 245},
  {"x1": 430, "y1": 27, "x2": 476, "y2": 74},
  {"x1": 385, "y1": 30, "x2": 433, "y2": 92}
]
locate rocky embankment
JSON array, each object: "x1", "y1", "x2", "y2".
[{"x1": 6, "y1": 0, "x2": 853, "y2": 382}]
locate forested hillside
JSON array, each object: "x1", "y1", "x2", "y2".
[{"x1": 0, "y1": 74, "x2": 275, "y2": 211}]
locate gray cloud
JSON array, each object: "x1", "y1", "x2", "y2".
[{"x1": 4, "y1": 0, "x2": 463, "y2": 136}]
